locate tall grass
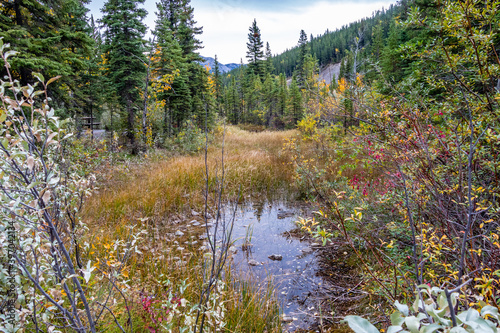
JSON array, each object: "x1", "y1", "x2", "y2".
[
  {"x1": 81, "y1": 126, "x2": 297, "y2": 332},
  {"x1": 85, "y1": 126, "x2": 297, "y2": 226}
]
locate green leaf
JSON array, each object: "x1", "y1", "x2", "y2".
[
  {"x1": 46, "y1": 76, "x2": 61, "y2": 86},
  {"x1": 413, "y1": 292, "x2": 421, "y2": 313},
  {"x1": 481, "y1": 306, "x2": 499, "y2": 321},
  {"x1": 387, "y1": 326, "x2": 404, "y2": 333},
  {"x1": 33, "y1": 72, "x2": 45, "y2": 83},
  {"x1": 342, "y1": 316, "x2": 380, "y2": 333},
  {"x1": 391, "y1": 311, "x2": 406, "y2": 326},
  {"x1": 0, "y1": 112, "x2": 6, "y2": 123},
  {"x1": 404, "y1": 316, "x2": 421, "y2": 333},
  {"x1": 27, "y1": 181, "x2": 43, "y2": 190},
  {"x1": 465, "y1": 317, "x2": 496, "y2": 333},
  {"x1": 449, "y1": 327, "x2": 468, "y2": 333},
  {"x1": 395, "y1": 301, "x2": 409, "y2": 316},
  {"x1": 422, "y1": 324, "x2": 445, "y2": 333},
  {"x1": 457, "y1": 308, "x2": 479, "y2": 323},
  {"x1": 4, "y1": 50, "x2": 18, "y2": 60}
]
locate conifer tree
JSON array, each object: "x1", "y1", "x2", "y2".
[
  {"x1": 0, "y1": 0, "x2": 93, "y2": 113},
  {"x1": 288, "y1": 75, "x2": 303, "y2": 125},
  {"x1": 246, "y1": 19, "x2": 265, "y2": 78},
  {"x1": 213, "y1": 55, "x2": 223, "y2": 115},
  {"x1": 381, "y1": 20, "x2": 403, "y2": 82},
  {"x1": 265, "y1": 42, "x2": 274, "y2": 74},
  {"x1": 296, "y1": 29, "x2": 309, "y2": 88},
  {"x1": 154, "y1": 0, "x2": 208, "y2": 133},
  {"x1": 100, "y1": 0, "x2": 147, "y2": 150}
]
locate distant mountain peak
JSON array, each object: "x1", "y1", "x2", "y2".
[{"x1": 200, "y1": 56, "x2": 240, "y2": 73}]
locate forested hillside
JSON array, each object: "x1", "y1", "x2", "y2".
[
  {"x1": 271, "y1": 3, "x2": 401, "y2": 76},
  {"x1": 1, "y1": 0, "x2": 499, "y2": 332}
]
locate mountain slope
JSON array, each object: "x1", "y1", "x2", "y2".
[{"x1": 200, "y1": 56, "x2": 240, "y2": 73}]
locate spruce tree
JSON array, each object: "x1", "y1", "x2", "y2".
[
  {"x1": 246, "y1": 19, "x2": 265, "y2": 78},
  {"x1": 153, "y1": 0, "x2": 208, "y2": 134},
  {"x1": 265, "y1": 42, "x2": 274, "y2": 74},
  {"x1": 0, "y1": 0, "x2": 93, "y2": 114},
  {"x1": 100, "y1": 0, "x2": 148, "y2": 150},
  {"x1": 213, "y1": 55, "x2": 223, "y2": 115},
  {"x1": 296, "y1": 29, "x2": 309, "y2": 88}
]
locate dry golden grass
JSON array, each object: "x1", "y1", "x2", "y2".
[
  {"x1": 80, "y1": 127, "x2": 297, "y2": 332},
  {"x1": 84, "y1": 126, "x2": 298, "y2": 227}
]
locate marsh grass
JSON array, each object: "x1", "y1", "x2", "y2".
[{"x1": 81, "y1": 126, "x2": 297, "y2": 331}]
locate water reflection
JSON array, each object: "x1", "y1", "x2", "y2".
[{"x1": 211, "y1": 202, "x2": 325, "y2": 331}]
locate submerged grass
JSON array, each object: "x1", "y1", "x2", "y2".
[{"x1": 81, "y1": 126, "x2": 297, "y2": 332}]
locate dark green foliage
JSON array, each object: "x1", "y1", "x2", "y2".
[
  {"x1": 296, "y1": 29, "x2": 309, "y2": 88},
  {"x1": 246, "y1": 19, "x2": 265, "y2": 78},
  {"x1": 0, "y1": 0, "x2": 93, "y2": 116},
  {"x1": 100, "y1": 0, "x2": 148, "y2": 148},
  {"x1": 153, "y1": 0, "x2": 212, "y2": 137},
  {"x1": 270, "y1": 4, "x2": 400, "y2": 76}
]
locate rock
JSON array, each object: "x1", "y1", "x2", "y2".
[
  {"x1": 248, "y1": 259, "x2": 260, "y2": 266},
  {"x1": 175, "y1": 230, "x2": 184, "y2": 237},
  {"x1": 268, "y1": 254, "x2": 283, "y2": 261},
  {"x1": 281, "y1": 315, "x2": 294, "y2": 323},
  {"x1": 277, "y1": 210, "x2": 294, "y2": 219},
  {"x1": 301, "y1": 247, "x2": 313, "y2": 254}
]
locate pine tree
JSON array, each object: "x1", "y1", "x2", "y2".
[
  {"x1": 213, "y1": 55, "x2": 223, "y2": 115},
  {"x1": 177, "y1": 0, "x2": 203, "y2": 62},
  {"x1": 381, "y1": 20, "x2": 403, "y2": 83},
  {"x1": 153, "y1": 0, "x2": 210, "y2": 134},
  {"x1": 246, "y1": 19, "x2": 265, "y2": 78},
  {"x1": 296, "y1": 29, "x2": 309, "y2": 88},
  {"x1": 288, "y1": 75, "x2": 303, "y2": 125},
  {"x1": 101, "y1": 0, "x2": 148, "y2": 150},
  {"x1": 265, "y1": 41, "x2": 274, "y2": 74},
  {"x1": 0, "y1": 0, "x2": 93, "y2": 113},
  {"x1": 153, "y1": 3, "x2": 188, "y2": 136}
]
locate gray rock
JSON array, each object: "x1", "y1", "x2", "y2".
[
  {"x1": 301, "y1": 247, "x2": 313, "y2": 254},
  {"x1": 277, "y1": 210, "x2": 294, "y2": 219},
  {"x1": 248, "y1": 259, "x2": 260, "y2": 266},
  {"x1": 268, "y1": 254, "x2": 283, "y2": 261}
]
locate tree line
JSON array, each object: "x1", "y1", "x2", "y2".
[{"x1": 1, "y1": 0, "x2": 216, "y2": 152}]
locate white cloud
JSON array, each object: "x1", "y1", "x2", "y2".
[
  {"x1": 88, "y1": 0, "x2": 396, "y2": 65},
  {"x1": 192, "y1": 0, "x2": 396, "y2": 64}
]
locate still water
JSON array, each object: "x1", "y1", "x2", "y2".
[{"x1": 213, "y1": 202, "x2": 328, "y2": 331}]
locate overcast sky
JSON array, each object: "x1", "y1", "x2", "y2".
[{"x1": 87, "y1": 0, "x2": 397, "y2": 64}]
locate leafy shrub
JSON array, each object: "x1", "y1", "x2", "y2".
[{"x1": 344, "y1": 284, "x2": 500, "y2": 333}]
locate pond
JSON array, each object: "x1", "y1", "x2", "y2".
[{"x1": 211, "y1": 202, "x2": 332, "y2": 332}]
